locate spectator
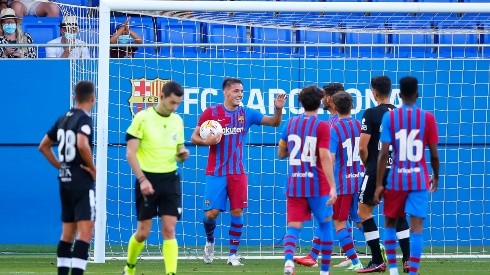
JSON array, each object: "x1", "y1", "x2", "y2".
[
  {"x1": 46, "y1": 15, "x2": 90, "y2": 58},
  {"x1": 11, "y1": 0, "x2": 59, "y2": 18},
  {"x1": 0, "y1": 0, "x2": 10, "y2": 12},
  {"x1": 0, "y1": 8, "x2": 36, "y2": 58},
  {"x1": 110, "y1": 17, "x2": 142, "y2": 58}
]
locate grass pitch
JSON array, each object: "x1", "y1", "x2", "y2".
[{"x1": 1, "y1": 245, "x2": 490, "y2": 274}]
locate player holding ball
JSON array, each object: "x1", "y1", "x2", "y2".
[{"x1": 191, "y1": 77, "x2": 287, "y2": 266}]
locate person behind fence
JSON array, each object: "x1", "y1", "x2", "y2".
[
  {"x1": 46, "y1": 15, "x2": 90, "y2": 58},
  {"x1": 110, "y1": 17, "x2": 142, "y2": 58},
  {"x1": 11, "y1": 0, "x2": 59, "y2": 17},
  {"x1": 0, "y1": 8, "x2": 36, "y2": 58}
]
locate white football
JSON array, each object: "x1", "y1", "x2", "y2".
[{"x1": 199, "y1": 120, "x2": 223, "y2": 139}]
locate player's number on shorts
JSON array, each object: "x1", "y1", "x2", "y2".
[
  {"x1": 57, "y1": 129, "x2": 76, "y2": 162},
  {"x1": 288, "y1": 134, "x2": 317, "y2": 166},
  {"x1": 342, "y1": 137, "x2": 361, "y2": 167},
  {"x1": 395, "y1": 129, "x2": 422, "y2": 162}
]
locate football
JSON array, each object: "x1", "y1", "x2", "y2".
[{"x1": 199, "y1": 120, "x2": 223, "y2": 139}]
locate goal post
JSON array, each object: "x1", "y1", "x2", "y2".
[{"x1": 92, "y1": 0, "x2": 490, "y2": 263}]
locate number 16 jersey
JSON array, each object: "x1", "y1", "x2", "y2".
[{"x1": 380, "y1": 105, "x2": 438, "y2": 191}]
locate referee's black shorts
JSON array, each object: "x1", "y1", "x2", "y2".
[{"x1": 135, "y1": 171, "x2": 181, "y2": 221}]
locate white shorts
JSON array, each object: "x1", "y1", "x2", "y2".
[{"x1": 19, "y1": 0, "x2": 47, "y2": 15}]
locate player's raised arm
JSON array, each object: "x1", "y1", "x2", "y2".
[{"x1": 261, "y1": 93, "x2": 287, "y2": 126}]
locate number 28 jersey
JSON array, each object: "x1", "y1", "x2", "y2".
[
  {"x1": 280, "y1": 114, "x2": 331, "y2": 198},
  {"x1": 380, "y1": 105, "x2": 438, "y2": 191},
  {"x1": 47, "y1": 108, "x2": 93, "y2": 187}
]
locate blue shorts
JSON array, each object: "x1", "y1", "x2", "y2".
[
  {"x1": 203, "y1": 174, "x2": 247, "y2": 212},
  {"x1": 405, "y1": 190, "x2": 430, "y2": 219},
  {"x1": 384, "y1": 189, "x2": 429, "y2": 219}
]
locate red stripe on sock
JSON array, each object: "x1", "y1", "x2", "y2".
[
  {"x1": 385, "y1": 240, "x2": 397, "y2": 245},
  {"x1": 409, "y1": 267, "x2": 419, "y2": 273},
  {"x1": 409, "y1": 257, "x2": 421, "y2": 263},
  {"x1": 284, "y1": 242, "x2": 296, "y2": 248},
  {"x1": 342, "y1": 242, "x2": 354, "y2": 251},
  {"x1": 231, "y1": 223, "x2": 243, "y2": 228},
  {"x1": 386, "y1": 249, "x2": 397, "y2": 255},
  {"x1": 229, "y1": 231, "x2": 242, "y2": 237}
]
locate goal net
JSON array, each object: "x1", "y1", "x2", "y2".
[{"x1": 67, "y1": 1, "x2": 490, "y2": 262}]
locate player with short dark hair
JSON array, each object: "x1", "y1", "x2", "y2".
[
  {"x1": 375, "y1": 76, "x2": 439, "y2": 275},
  {"x1": 278, "y1": 85, "x2": 337, "y2": 275},
  {"x1": 123, "y1": 81, "x2": 190, "y2": 275},
  {"x1": 191, "y1": 77, "x2": 286, "y2": 266},
  {"x1": 329, "y1": 91, "x2": 364, "y2": 271},
  {"x1": 294, "y1": 82, "x2": 347, "y2": 268},
  {"x1": 357, "y1": 76, "x2": 411, "y2": 273},
  {"x1": 39, "y1": 80, "x2": 96, "y2": 275}
]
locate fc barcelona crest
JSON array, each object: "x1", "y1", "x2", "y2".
[{"x1": 128, "y1": 78, "x2": 169, "y2": 117}]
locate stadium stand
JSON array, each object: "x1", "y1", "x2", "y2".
[
  {"x1": 344, "y1": 22, "x2": 388, "y2": 57},
  {"x1": 251, "y1": 26, "x2": 294, "y2": 57},
  {"x1": 112, "y1": 16, "x2": 155, "y2": 58},
  {"x1": 437, "y1": 22, "x2": 479, "y2": 58},
  {"x1": 22, "y1": 16, "x2": 61, "y2": 58},
  {"x1": 205, "y1": 23, "x2": 249, "y2": 58},
  {"x1": 157, "y1": 17, "x2": 202, "y2": 57},
  {"x1": 297, "y1": 28, "x2": 343, "y2": 57},
  {"x1": 56, "y1": 0, "x2": 90, "y2": 6}
]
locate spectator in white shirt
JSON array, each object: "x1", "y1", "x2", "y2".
[{"x1": 46, "y1": 15, "x2": 90, "y2": 58}]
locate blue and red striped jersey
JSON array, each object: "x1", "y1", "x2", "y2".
[
  {"x1": 380, "y1": 105, "x2": 439, "y2": 191},
  {"x1": 327, "y1": 113, "x2": 339, "y2": 126},
  {"x1": 280, "y1": 114, "x2": 331, "y2": 198},
  {"x1": 330, "y1": 117, "x2": 364, "y2": 195},
  {"x1": 198, "y1": 104, "x2": 263, "y2": 176}
]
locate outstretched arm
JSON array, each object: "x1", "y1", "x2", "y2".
[{"x1": 261, "y1": 94, "x2": 287, "y2": 126}]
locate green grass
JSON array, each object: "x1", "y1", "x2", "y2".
[{"x1": 1, "y1": 245, "x2": 490, "y2": 274}]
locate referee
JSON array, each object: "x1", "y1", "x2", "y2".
[{"x1": 123, "y1": 81, "x2": 190, "y2": 275}]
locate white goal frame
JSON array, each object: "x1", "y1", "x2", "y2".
[{"x1": 95, "y1": 0, "x2": 490, "y2": 263}]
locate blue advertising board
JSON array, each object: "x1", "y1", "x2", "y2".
[{"x1": 0, "y1": 59, "x2": 489, "y2": 248}]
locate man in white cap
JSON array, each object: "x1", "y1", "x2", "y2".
[
  {"x1": 11, "y1": 0, "x2": 59, "y2": 17},
  {"x1": 46, "y1": 15, "x2": 90, "y2": 58}
]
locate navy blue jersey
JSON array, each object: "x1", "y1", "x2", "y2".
[
  {"x1": 47, "y1": 108, "x2": 93, "y2": 187},
  {"x1": 361, "y1": 103, "x2": 396, "y2": 175}
]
